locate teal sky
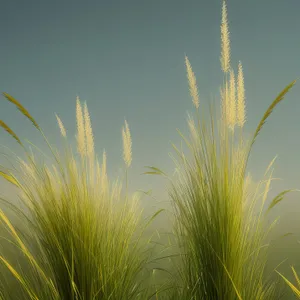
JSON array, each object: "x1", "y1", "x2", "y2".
[{"x1": 1, "y1": 0, "x2": 300, "y2": 241}]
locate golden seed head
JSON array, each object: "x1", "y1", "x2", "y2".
[
  {"x1": 122, "y1": 120, "x2": 132, "y2": 167},
  {"x1": 185, "y1": 55, "x2": 200, "y2": 109},
  {"x1": 76, "y1": 96, "x2": 86, "y2": 157},
  {"x1": 220, "y1": 1, "x2": 231, "y2": 73},
  {"x1": 83, "y1": 102, "x2": 94, "y2": 159},
  {"x1": 228, "y1": 68, "x2": 236, "y2": 130},
  {"x1": 55, "y1": 114, "x2": 66, "y2": 137},
  {"x1": 237, "y1": 61, "x2": 246, "y2": 127}
]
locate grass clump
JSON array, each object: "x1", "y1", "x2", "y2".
[
  {"x1": 0, "y1": 95, "x2": 157, "y2": 299},
  {"x1": 145, "y1": 1, "x2": 296, "y2": 299}
]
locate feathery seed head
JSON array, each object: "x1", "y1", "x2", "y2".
[
  {"x1": 237, "y1": 61, "x2": 246, "y2": 127},
  {"x1": 76, "y1": 96, "x2": 86, "y2": 157},
  {"x1": 83, "y1": 102, "x2": 94, "y2": 159},
  {"x1": 122, "y1": 120, "x2": 132, "y2": 168},
  {"x1": 185, "y1": 55, "x2": 200, "y2": 109},
  {"x1": 55, "y1": 114, "x2": 66, "y2": 137},
  {"x1": 220, "y1": 1, "x2": 231, "y2": 73}
]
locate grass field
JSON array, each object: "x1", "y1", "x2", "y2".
[{"x1": 0, "y1": 1, "x2": 299, "y2": 299}]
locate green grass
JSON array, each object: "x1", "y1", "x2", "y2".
[
  {"x1": 144, "y1": 96, "x2": 293, "y2": 299},
  {"x1": 144, "y1": 2, "x2": 297, "y2": 299},
  {"x1": 0, "y1": 1, "x2": 299, "y2": 299},
  {"x1": 0, "y1": 97, "x2": 163, "y2": 299}
]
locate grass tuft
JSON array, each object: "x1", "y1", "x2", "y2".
[{"x1": 0, "y1": 99, "x2": 157, "y2": 299}]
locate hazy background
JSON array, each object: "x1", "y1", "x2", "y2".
[{"x1": 1, "y1": 0, "x2": 300, "y2": 298}]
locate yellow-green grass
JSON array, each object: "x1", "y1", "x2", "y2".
[
  {"x1": 0, "y1": 1, "x2": 298, "y2": 300},
  {"x1": 0, "y1": 95, "x2": 163, "y2": 299},
  {"x1": 276, "y1": 267, "x2": 300, "y2": 298},
  {"x1": 144, "y1": 1, "x2": 297, "y2": 299}
]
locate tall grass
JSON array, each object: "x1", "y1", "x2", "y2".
[
  {"x1": 0, "y1": 1, "x2": 298, "y2": 300},
  {"x1": 145, "y1": 1, "x2": 296, "y2": 299},
  {"x1": 0, "y1": 96, "x2": 159, "y2": 299}
]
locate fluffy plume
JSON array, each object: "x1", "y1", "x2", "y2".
[
  {"x1": 185, "y1": 55, "x2": 200, "y2": 109},
  {"x1": 122, "y1": 120, "x2": 132, "y2": 167},
  {"x1": 55, "y1": 114, "x2": 66, "y2": 137},
  {"x1": 237, "y1": 61, "x2": 246, "y2": 127},
  {"x1": 228, "y1": 68, "x2": 236, "y2": 130},
  {"x1": 220, "y1": 1, "x2": 231, "y2": 73},
  {"x1": 83, "y1": 102, "x2": 94, "y2": 159},
  {"x1": 76, "y1": 96, "x2": 86, "y2": 157}
]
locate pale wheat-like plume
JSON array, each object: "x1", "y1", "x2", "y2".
[
  {"x1": 237, "y1": 61, "x2": 246, "y2": 127},
  {"x1": 220, "y1": 1, "x2": 231, "y2": 73},
  {"x1": 83, "y1": 102, "x2": 94, "y2": 160},
  {"x1": 55, "y1": 114, "x2": 66, "y2": 137},
  {"x1": 228, "y1": 68, "x2": 236, "y2": 130},
  {"x1": 76, "y1": 96, "x2": 86, "y2": 157},
  {"x1": 185, "y1": 55, "x2": 200, "y2": 109},
  {"x1": 122, "y1": 120, "x2": 132, "y2": 168}
]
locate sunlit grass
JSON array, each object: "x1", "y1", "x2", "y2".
[
  {"x1": 144, "y1": 1, "x2": 297, "y2": 299},
  {"x1": 0, "y1": 96, "x2": 162, "y2": 299},
  {"x1": 0, "y1": 1, "x2": 299, "y2": 300},
  {"x1": 276, "y1": 267, "x2": 300, "y2": 298}
]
